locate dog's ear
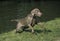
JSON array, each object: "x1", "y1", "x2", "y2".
[
  {"x1": 31, "y1": 8, "x2": 36, "y2": 16},
  {"x1": 31, "y1": 13, "x2": 34, "y2": 16},
  {"x1": 31, "y1": 8, "x2": 39, "y2": 14}
]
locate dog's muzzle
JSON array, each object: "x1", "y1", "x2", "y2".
[{"x1": 37, "y1": 12, "x2": 42, "y2": 17}]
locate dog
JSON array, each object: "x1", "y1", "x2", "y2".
[{"x1": 11, "y1": 8, "x2": 42, "y2": 33}]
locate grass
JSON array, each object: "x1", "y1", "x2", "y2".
[
  {"x1": 0, "y1": 1, "x2": 60, "y2": 41},
  {"x1": 0, "y1": 18, "x2": 60, "y2": 41}
]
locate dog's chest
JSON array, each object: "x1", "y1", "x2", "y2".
[{"x1": 26, "y1": 16, "x2": 33, "y2": 24}]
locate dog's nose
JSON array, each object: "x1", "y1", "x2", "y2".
[{"x1": 38, "y1": 12, "x2": 42, "y2": 17}]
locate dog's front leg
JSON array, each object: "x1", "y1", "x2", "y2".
[{"x1": 28, "y1": 24, "x2": 34, "y2": 33}]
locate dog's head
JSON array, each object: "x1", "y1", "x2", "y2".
[{"x1": 31, "y1": 8, "x2": 42, "y2": 17}]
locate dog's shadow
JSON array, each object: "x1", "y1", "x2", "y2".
[{"x1": 23, "y1": 29, "x2": 52, "y2": 34}]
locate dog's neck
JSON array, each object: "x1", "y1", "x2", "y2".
[
  {"x1": 25, "y1": 13, "x2": 35, "y2": 21},
  {"x1": 27, "y1": 13, "x2": 34, "y2": 18}
]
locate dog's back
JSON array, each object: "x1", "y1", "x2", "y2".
[{"x1": 11, "y1": 13, "x2": 34, "y2": 25}]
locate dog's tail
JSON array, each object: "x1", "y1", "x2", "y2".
[{"x1": 11, "y1": 19, "x2": 19, "y2": 22}]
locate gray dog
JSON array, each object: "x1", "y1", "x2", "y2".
[{"x1": 11, "y1": 8, "x2": 42, "y2": 33}]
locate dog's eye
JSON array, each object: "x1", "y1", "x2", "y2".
[{"x1": 35, "y1": 10, "x2": 40, "y2": 12}]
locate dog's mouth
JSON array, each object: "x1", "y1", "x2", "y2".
[
  {"x1": 38, "y1": 12, "x2": 42, "y2": 17},
  {"x1": 36, "y1": 14, "x2": 42, "y2": 17}
]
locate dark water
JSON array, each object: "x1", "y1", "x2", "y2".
[{"x1": 0, "y1": 1, "x2": 60, "y2": 34}]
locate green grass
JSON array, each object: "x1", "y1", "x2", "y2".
[
  {"x1": 0, "y1": 18, "x2": 60, "y2": 41},
  {"x1": 0, "y1": 1, "x2": 60, "y2": 41}
]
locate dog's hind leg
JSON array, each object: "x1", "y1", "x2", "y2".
[{"x1": 16, "y1": 23, "x2": 23, "y2": 33}]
